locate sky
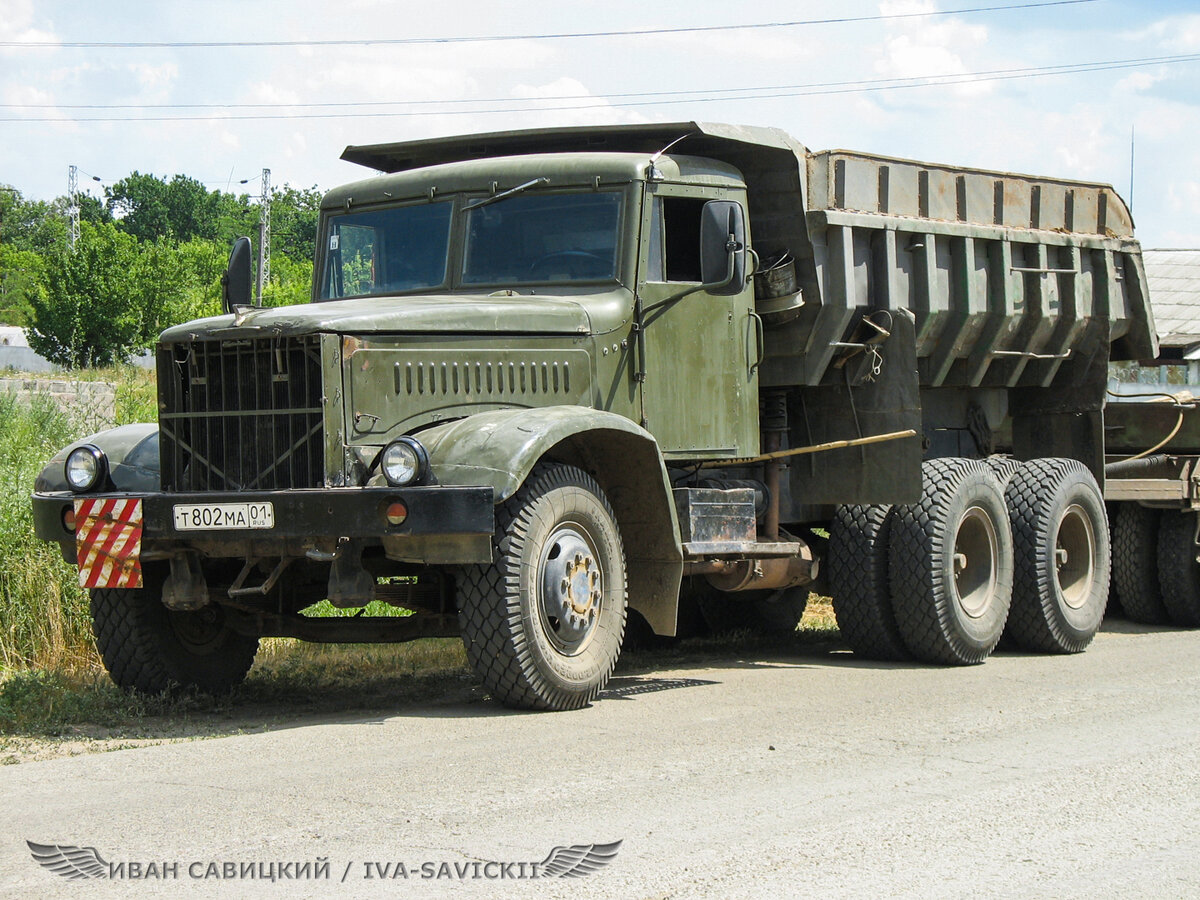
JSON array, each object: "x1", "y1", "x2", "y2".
[{"x1": 1, "y1": 0, "x2": 1198, "y2": 248}]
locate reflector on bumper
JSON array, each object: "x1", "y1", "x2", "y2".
[{"x1": 74, "y1": 498, "x2": 143, "y2": 589}]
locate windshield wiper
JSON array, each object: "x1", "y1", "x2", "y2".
[{"x1": 464, "y1": 177, "x2": 549, "y2": 211}]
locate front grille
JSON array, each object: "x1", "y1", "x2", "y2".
[{"x1": 159, "y1": 335, "x2": 326, "y2": 491}]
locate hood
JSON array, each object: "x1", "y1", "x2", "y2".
[{"x1": 158, "y1": 292, "x2": 601, "y2": 342}]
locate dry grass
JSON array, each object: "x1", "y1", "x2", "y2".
[{"x1": 800, "y1": 594, "x2": 838, "y2": 632}]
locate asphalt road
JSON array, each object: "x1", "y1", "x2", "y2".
[{"x1": 0, "y1": 622, "x2": 1197, "y2": 899}]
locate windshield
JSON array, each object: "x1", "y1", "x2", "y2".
[
  {"x1": 320, "y1": 200, "x2": 452, "y2": 299},
  {"x1": 463, "y1": 191, "x2": 621, "y2": 285}
]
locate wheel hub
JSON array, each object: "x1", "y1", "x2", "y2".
[
  {"x1": 169, "y1": 605, "x2": 226, "y2": 654},
  {"x1": 1055, "y1": 503, "x2": 1096, "y2": 610},
  {"x1": 952, "y1": 506, "x2": 999, "y2": 619},
  {"x1": 539, "y1": 525, "x2": 603, "y2": 655}
]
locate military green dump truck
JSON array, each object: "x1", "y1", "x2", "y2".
[{"x1": 32, "y1": 122, "x2": 1165, "y2": 710}]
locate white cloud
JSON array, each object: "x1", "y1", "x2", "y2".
[
  {"x1": 0, "y1": 0, "x2": 57, "y2": 45},
  {"x1": 873, "y1": 0, "x2": 991, "y2": 99},
  {"x1": 1130, "y1": 14, "x2": 1200, "y2": 51},
  {"x1": 0, "y1": 0, "x2": 1197, "y2": 250},
  {"x1": 284, "y1": 131, "x2": 308, "y2": 161},
  {"x1": 1116, "y1": 70, "x2": 1165, "y2": 94},
  {"x1": 129, "y1": 61, "x2": 178, "y2": 96}
]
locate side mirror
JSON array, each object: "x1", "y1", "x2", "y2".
[
  {"x1": 221, "y1": 236, "x2": 254, "y2": 313},
  {"x1": 699, "y1": 200, "x2": 747, "y2": 297}
]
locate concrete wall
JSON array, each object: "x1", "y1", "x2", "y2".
[{"x1": 0, "y1": 378, "x2": 117, "y2": 431}]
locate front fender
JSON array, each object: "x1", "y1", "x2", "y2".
[
  {"x1": 419, "y1": 407, "x2": 652, "y2": 502},
  {"x1": 34, "y1": 423, "x2": 160, "y2": 494},
  {"x1": 419, "y1": 406, "x2": 684, "y2": 636}
]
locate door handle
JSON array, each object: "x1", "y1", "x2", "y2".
[{"x1": 748, "y1": 311, "x2": 765, "y2": 375}]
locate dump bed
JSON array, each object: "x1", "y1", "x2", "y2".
[
  {"x1": 770, "y1": 148, "x2": 1155, "y2": 390},
  {"x1": 343, "y1": 122, "x2": 1158, "y2": 390}
]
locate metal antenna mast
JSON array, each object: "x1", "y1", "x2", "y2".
[
  {"x1": 1128, "y1": 126, "x2": 1135, "y2": 213},
  {"x1": 256, "y1": 167, "x2": 271, "y2": 304},
  {"x1": 67, "y1": 164, "x2": 80, "y2": 250}
]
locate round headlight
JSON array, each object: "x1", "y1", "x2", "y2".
[
  {"x1": 65, "y1": 444, "x2": 107, "y2": 493},
  {"x1": 381, "y1": 438, "x2": 427, "y2": 486}
]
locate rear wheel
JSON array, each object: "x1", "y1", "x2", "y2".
[
  {"x1": 1111, "y1": 503, "x2": 1169, "y2": 624},
  {"x1": 1004, "y1": 459, "x2": 1109, "y2": 653},
  {"x1": 90, "y1": 567, "x2": 259, "y2": 694},
  {"x1": 889, "y1": 458, "x2": 1013, "y2": 665},
  {"x1": 829, "y1": 503, "x2": 909, "y2": 660},
  {"x1": 456, "y1": 463, "x2": 627, "y2": 711},
  {"x1": 1156, "y1": 510, "x2": 1200, "y2": 626}
]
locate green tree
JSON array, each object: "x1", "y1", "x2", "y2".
[
  {"x1": 27, "y1": 222, "x2": 186, "y2": 367},
  {"x1": 0, "y1": 244, "x2": 45, "y2": 326},
  {"x1": 270, "y1": 185, "x2": 322, "y2": 263},
  {"x1": 168, "y1": 239, "x2": 227, "y2": 322},
  {"x1": 263, "y1": 254, "x2": 314, "y2": 307},
  {"x1": 0, "y1": 193, "x2": 67, "y2": 255},
  {"x1": 106, "y1": 172, "x2": 222, "y2": 243}
]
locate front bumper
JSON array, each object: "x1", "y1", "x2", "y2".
[{"x1": 33, "y1": 485, "x2": 496, "y2": 565}]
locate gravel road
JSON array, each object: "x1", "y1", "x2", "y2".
[{"x1": 0, "y1": 622, "x2": 1196, "y2": 898}]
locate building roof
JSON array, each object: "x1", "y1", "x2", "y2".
[{"x1": 1145, "y1": 249, "x2": 1200, "y2": 351}]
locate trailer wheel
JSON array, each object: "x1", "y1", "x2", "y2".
[
  {"x1": 90, "y1": 567, "x2": 259, "y2": 695},
  {"x1": 1111, "y1": 504, "x2": 1169, "y2": 624},
  {"x1": 1004, "y1": 459, "x2": 1109, "y2": 653},
  {"x1": 829, "y1": 504, "x2": 910, "y2": 660},
  {"x1": 456, "y1": 463, "x2": 627, "y2": 711},
  {"x1": 1156, "y1": 510, "x2": 1200, "y2": 627},
  {"x1": 889, "y1": 458, "x2": 1013, "y2": 665}
]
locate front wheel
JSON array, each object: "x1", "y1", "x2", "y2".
[
  {"x1": 91, "y1": 567, "x2": 259, "y2": 694},
  {"x1": 456, "y1": 463, "x2": 627, "y2": 711}
]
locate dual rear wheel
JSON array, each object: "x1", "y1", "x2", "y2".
[{"x1": 830, "y1": 457, "x2": 1109, "y2": 664}]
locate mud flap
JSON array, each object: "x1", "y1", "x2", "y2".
[{"x1": 74, "y1": 498, "x2": 143, "y2": 589}]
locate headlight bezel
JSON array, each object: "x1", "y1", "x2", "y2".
[
  {"x1": 379, "y1": 437, "x2": 429, "y2": 487},
  {"x1": 64, "y1": 444, "x2": 108, "y2": 493}
]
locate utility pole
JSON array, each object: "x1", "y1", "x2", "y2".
[
  {"x1": 256, "y1": 167, "x2": 271, "y2": 304},
  {"x1": 1125, "y1": 125, "x2": 1137, "y2": 215},
  {"x1": 67, "y1": 165, "x2": 81, "y2": 250}
]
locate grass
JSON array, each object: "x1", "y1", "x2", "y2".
[
  {"x1": 0, "y1": 366, "x2": 159, "y2": 676},
  {"x1": 0, "y1": 609, "x2": 839, "y2": 742},
  {"x1": 0, "y1": 365, "x2": 843, "y2": 746},
  {"x1": 0, "y1": 391, "x2": 96, "y2": 673},
  {"x1": 0, "y1": 640, "x2": 474, "y2": 739}
]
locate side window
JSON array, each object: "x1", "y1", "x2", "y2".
[
  {"x1": 327, "y1": 224, "x2": 377, "y2": 297},
  {"x1": 646, "y1": 196, "x2": 708, "y2": 283}
]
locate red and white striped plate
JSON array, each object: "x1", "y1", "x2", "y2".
[{"x1": 74, "y1": 498, "x2": 143, "y2": 589}]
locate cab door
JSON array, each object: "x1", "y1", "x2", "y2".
[{"x1": 635, "y1": 184, "x2": 760, "y2": 460}]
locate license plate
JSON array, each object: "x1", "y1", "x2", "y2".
[{"x1": 173, "y1": 502, "x2": 275, "y2": 531}]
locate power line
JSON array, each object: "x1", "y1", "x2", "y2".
[
  {"x1": 0, "y1": 1, "x2": 1098, "y2": 49},
  {"x1": 3, "y1": 53, "x2": 1194, "y2": 113},
  {"x1": 2, "y1": 52, "x2": 1196, "y2": 124}
]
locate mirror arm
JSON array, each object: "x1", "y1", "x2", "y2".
[{"x1": 644, "y1": 235, "x2": 743, "y2": 313}]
